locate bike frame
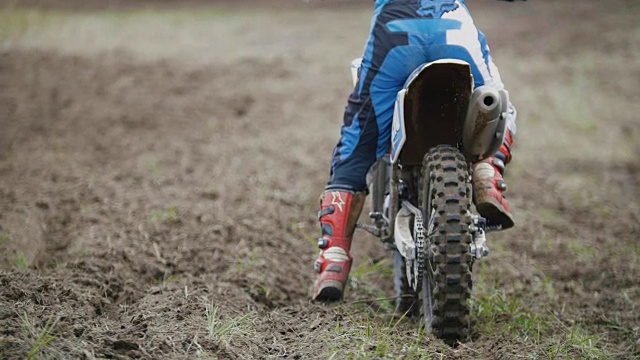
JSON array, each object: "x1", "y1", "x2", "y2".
[{"x1": 357, "y1": 57, "x2": 505, "y2": 272}]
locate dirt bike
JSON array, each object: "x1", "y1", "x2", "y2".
[{"x1": 351, "y1": 57, "x2": 509, "y2": 345}]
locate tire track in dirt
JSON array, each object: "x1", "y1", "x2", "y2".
[{"x1": 0, "y1": 47, "x2": 385, "y2": 358}]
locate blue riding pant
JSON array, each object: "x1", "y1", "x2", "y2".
[{"x1": 327, "y1": 0, "x2": 508, "y2": 191}]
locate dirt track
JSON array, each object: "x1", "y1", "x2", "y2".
[{"x1": 1, "y1": 0, "x2": 639, "y2": 359}]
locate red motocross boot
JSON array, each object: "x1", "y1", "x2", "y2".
[
  {"x1": 472, "y1": 130, "x2": 515, "y2": 229},
  {"x1": 312, "y1": 190, "x2": 365, "y2": 302}
]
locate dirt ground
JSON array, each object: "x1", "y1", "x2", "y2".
[{"x1": 1, "y1": 0, "x2": 639, "y2": 359}]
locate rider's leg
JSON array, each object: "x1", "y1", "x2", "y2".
[
  {"x1": 419, "y1": 3, "x2": 518, "y2": 229},
  {"x1": 314, "y1": 8, "x2": 428, "y2": 302},
  {"x1": 313, "y1": 189, "x2": 366, "y2": 301}
]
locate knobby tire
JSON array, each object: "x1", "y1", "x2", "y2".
[{"x1": 419, "y1": 145, "x2": 473, "y2": 346}]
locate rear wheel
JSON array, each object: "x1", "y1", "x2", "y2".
[{"x1": 419, "y1": 145, "x2": 473, "y2": 345}]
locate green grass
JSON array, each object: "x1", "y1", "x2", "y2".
[
  {"x1": 0, "y1": 6, "x2": 250, "y2": 58},
  {"x1": 18, "y1": 312, "x2": 60, "y2": 360},
  {"x1": 149, "y1": 206, "x2": 180, "y2": 224},
  {"x1": 547, "y1": 325, "x2": 607, "y2": 360},
  {"x1": 566, "y1": 238, "x2": 597, "y2": 260},
  {"x1": 0, "y1": 7, "x2": 60, "y2": 41},
  {"x1": 319, "y1": 244, "x2": 608, "y2": 358},
  {"x1": 0, "y1": 234, "x2": 10, "y2": 246},
  {"x1": 350, "y1": 258, "x2": 394, "y2": 280},
  {"x1": 333, "y1": 253, "x2": 610, "y2": 358},
  {"x1": 148, "y1": 158, "x2": 162, "y2": 181},
  {"x1": 471, "y1": 284, "x2": 609, "y2": 359},
  {"x1": 324, "y1": 309, "x2": 445, "y2": 359},
  {"x1": 234, "y1": 248, "x2": 265, "y2": 273},
  {"x1": 205, "y1": 303, "x2": 255, "y2": 346},
  {"x1": 317, "y1": 257, "x2": 449, "y2": 358},
  {"x1": 0, "y1": 5, "x2": 233, "y2": 39},
  {"x1": 472, "y1": 290, "x2": 547, "y2": 343},
  {"x1": 160, "y1": 274, "x2": 179, "y2": 291},
  {"x1": 348, "y1": 259, "x2": 395, "y2": 312},
  {"x1": 12, "y1": 253, "x2": 29, "y2": 269}
]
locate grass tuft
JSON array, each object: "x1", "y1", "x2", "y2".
[
  {"x1": 471, "y1": 286, "x2": 609, "y2": 359},
  {"x1": 0, "y1": 234, "x2": 10, "y2": 245},
  {"x1": 324, "y1": 307, "x2": 446, "y2": 359},
  {"x1": 205, "y1": 302, "x2": 255, "y2": 346},
  {"x1": 19, "y1": 312, "x2": 60, "y2": 360},
  {"x1": 12, "y1": 253, "x2": 29, "y2": 269},
  {"x1": 234, "y1": 249, "x2": 265, "y2": 274},
  {"x1": 149, "y1": 206, "x2": 180, "y2": 224},
  {"x1": 348, "y1": 259, "x2": 395, "y2": 311}
]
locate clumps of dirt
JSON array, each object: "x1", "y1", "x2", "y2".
[
  {"x1": 0, "y1": 47, "x2": 328, "y2": 359},
  {"x1": 0, "y1": 194, "x2": 45, "y2": 269},
  {"x1": 1, "y1": 272, "x2": 105, "y2": 357}
]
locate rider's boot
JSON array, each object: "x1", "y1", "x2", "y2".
[
  {"x1": 472, "y1": 130, "x2": 515, "y2": 229},
  {"x1": 312, "y1": 189, "x2": 366, "y2": 302}
]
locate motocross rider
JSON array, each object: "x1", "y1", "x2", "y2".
[{"x1": 312, "y1": 0, "x2": 519, "y2": 303}]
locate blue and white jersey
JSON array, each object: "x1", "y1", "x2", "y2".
[
  {"x1": 367, "y1": 0, "x2": 502, "y2": 91},
  {"x1": 327, "y1": 0, "x2": 514, "y2": 190}
]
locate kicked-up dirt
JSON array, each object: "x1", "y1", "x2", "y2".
[{"x1": 1, "y1": 0, "x2": 639, "y2": 358}]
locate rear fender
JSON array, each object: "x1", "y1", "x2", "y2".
[{"x1": 391, "y1": 59, "x2": 473, "y2": 164}]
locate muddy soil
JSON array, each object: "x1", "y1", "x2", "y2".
[{"x1": 1, "y1": 0, "x2": 639, "y2": 359}]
